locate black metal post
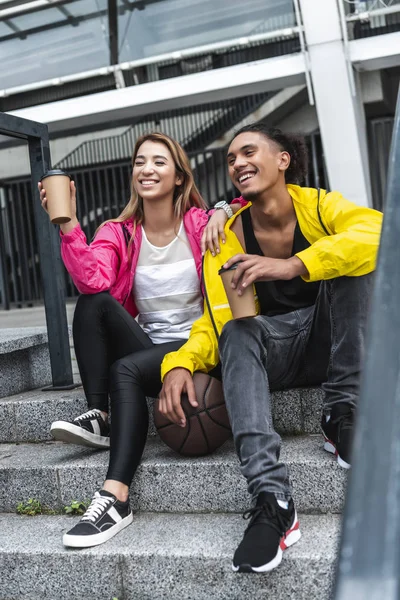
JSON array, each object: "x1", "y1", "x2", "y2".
[
  {"x1": 108, "y1": 0, "x2": 118, "y2": 65},
  {"x1": 0, "y1": 111, "x2": 75, "y2": 388},
  {"x1": 334, "y1": 88, "x2": 400, "y2": 599},
  {"x1": 0, "y1": 187, "x2": 11, "y2": 310}
]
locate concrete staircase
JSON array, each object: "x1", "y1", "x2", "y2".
[{"x1": 0, "y1": 333, "x2": 345, "y2": 600}]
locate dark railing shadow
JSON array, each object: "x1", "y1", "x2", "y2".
[{"x1": 334, "y1": 87, "x2": 400, "y2": 599}]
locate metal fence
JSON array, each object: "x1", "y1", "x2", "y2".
[
  {"x1": 56, "y1": 94, "x2": 271, "y2": 170},
  {"x1": 1, "y1": 34, "x2": 300, "y2": 113},
  {"x1": 0, "y1": 134, "x2": 326, "y2": 309},
  {"x1": 342, "y1": 0, "x2": 400, "y2": 40}
]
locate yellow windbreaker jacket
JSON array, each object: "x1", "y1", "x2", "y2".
[{"x1": 161, "y1": 184, "x2": 383, "y2": 380}]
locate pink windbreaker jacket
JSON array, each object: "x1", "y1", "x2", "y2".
[{"x1": 61, "y1": 207, "x2": 210, "y2": 318}]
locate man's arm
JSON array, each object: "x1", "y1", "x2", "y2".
[
  {"x1": 159, "y1": 305, "x2": 220, "y2": 426},
  {"x1": 222, "y1": 254, "x2": 308, "y2": 294},
  {"x1": 296, "y1": 191, "x2": 383, "y2": 282}
]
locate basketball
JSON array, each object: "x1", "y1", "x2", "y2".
[{"x1": 154, "y1": 372, "x2": 231, "y2": 457}]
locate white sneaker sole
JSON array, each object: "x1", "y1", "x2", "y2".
[
  {"x1": 323, "y1": 439, "x2": 351, "y2": 469},
  {"x1": 232, "y1": 511, "x2": 301, "y2": 573},
  {"x1": 51, "y1": 422, "x2": 110, "y2": 449},
  {"x1": 63, "y1": 511, "x2": 133, "y2": 548}
]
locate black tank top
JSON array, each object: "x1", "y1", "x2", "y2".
[{"x1": 241, "y1": 208, "x2": 320, "y2": 316}]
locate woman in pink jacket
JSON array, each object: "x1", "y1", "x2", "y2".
[{"x1": 39, "y1": 132, "x2": 243, "y2": 548}]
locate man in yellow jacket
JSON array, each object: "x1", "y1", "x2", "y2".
[{"x1": 159, "y1": 124, "x2": 383, "y2": 574}]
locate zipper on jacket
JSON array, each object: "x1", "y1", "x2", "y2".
[
  {"x1": 122, "y1": 222, "x2": 133, "y2": 306},
  {"x1": 202, "y1": 254, "x2": 220, "y2": 340},
  {"x1": 317, "y1": 188, "x2": 331, "y2": 236}
]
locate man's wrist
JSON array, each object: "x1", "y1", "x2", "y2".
[{"x1": 286, "y1": 256, "x2": 308, "y2": 279}]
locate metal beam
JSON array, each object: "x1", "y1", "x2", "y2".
[
  {"x1": 108, "y1": 0, "x2": 118, "y2": 66},
  {"x1": 0, "y1": 7, "x2": 107, "y2": 42},
  {"x1": 0, "y1": 0, "x2": 79, "y2": 20},
  {"x1": 0, "y1": 187, "x2": 10, "y2": 310},
  {"x1": 3, "y1": 17, "x2": 23, "y2": 33},
  {"x1": 349, "y1": 31, "x2": 400, "y2": 71},
  {"x1": 10, "y1": 53, "x2": 306, "y2": 133}
]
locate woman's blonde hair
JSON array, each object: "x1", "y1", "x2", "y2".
[{"x1": 98, "y1": 132, "x2": 206, "y2": 245}]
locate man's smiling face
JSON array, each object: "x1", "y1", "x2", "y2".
[{"x1": 227, "y1": 132, "x2": 289, "y2": 200}]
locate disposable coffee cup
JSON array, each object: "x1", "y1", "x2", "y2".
[
  {"x1": 218, "y1": 262, "x2": 256, "y2": 319},
  {"x1": 40, "y1": 169, "x2": 72, "y2": 225}
]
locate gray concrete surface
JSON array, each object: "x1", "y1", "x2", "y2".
[
  {"x1": 0, "y1": 436, "x2": 347, "y2": 514},
  {"x1": 0, "y1": 512, "x2": 339, "y2": 600},
  {"x1": 0, "y1": 303, "x2": 76, "y2": 329}
]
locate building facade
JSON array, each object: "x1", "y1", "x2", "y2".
[{"x1": 0, "y1": 0, "x2": 399, "y2": 306}]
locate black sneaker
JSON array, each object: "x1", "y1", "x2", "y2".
[
  {"x1": 321, "y1": 405, "x2": 354, "y2": 469},
  {"x1": 51, "y1": 409, "x2": 110, "y2": 449},
  {"x1": 63, "y1": 490, "x2": 133, "y2": 548},
  {"x1": 232, "y1": 492, "x2": 301, "y2": 573}
]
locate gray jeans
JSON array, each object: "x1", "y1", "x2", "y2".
[{"x1": 218, "y1": 273, "x2": 373, "y2": 501}]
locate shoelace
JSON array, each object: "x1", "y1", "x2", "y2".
[
  {"x1": 81, "y1": 493, "x2": 113, "y2": 523},
  {"x1": 242, "y1": 502, "x2": 286, "y2": 538},
  {"x1": 74, "y1": 409, "x2": 101, "y2": 422}
]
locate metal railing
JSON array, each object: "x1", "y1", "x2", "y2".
[
  {"x1": 0, "y1": 33, "x2": 300, "y2": 112},
  {"x1": 0, "y1": 132, "x2": 327, "y2": 308},
  {"x1": 55, "y1": 94, "x2": 271, "y2": 170},
  {"x1": 0, "y1": 111, "x2": 73, "y2": 389},
  {"x1": 340, "y1": 0, "x2": 400, "y2": 40},
  {"x1": 334, "y1": 86, "x2": 400, "y2": 600}
]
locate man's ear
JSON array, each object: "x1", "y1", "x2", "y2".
[{"x1": 278, "y1": 151, "x2": 291, "y2": 173}]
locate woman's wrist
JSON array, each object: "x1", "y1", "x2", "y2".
[{"x1": 60, "y1": 218, "x2": 79, "y2": 235}]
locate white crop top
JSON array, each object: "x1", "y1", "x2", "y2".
[{"x1": 133, "y1": 222, "x2": 203, "y2": 344}]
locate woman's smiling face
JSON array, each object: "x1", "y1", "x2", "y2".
[{"x1": 132, "y1": 140, "x2": 182, "y2": 201}]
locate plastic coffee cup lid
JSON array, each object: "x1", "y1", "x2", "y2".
[
  {"x1": 218, "y1": 263, "x2": 239, "y2": 275},
  {"x1": 40, "y1": 169, "x2": 72, "y2": 181}
]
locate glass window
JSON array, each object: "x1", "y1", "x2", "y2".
[
  {"x1": 0, "y1": 0, "x2": 296, "y2": 90},
  {"x1": 0, "y1": 0, "x2": 109, "y2": 89},
  {"x1": 118, "y1": 0, "x2": 296, "y2": 62}
]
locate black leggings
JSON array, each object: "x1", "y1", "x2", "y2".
[{"x1": 73, "y1": 292, "x2": 183, "y2": 485}]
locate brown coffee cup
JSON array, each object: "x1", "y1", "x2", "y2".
[
  {"x1": 219, "y1": 263, "x2": 256, "y2": 319},
  {"x1": 40, "y1": 169, "x2": 72, "y2": 225}
]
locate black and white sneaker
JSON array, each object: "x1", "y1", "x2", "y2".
[
  {"x1": 233, "y1": 492, "x2": 301, "y2": 573},
  {"x1": 321, "y1": 404, "x2": 354, "y2": 469},
  {"x1": 63, "y1": 490, "x2": 133, "y2": 548},
  {"x1": 51, "y1": 409, "x2": 110, "y2": 449}
]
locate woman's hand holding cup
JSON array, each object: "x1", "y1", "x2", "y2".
[{"x1": 38, "y1": 177, "x2": 78, "y2": 234}]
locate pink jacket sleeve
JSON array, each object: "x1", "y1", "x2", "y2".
[
  {"x1": 232, "y1": 196, "x2": 249, "y2": 206},
  {"x1": 60, "y1": 223, "x2": 122, "y2": 294}
]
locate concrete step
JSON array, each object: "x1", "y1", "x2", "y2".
[
  {"x1": 0, "y1": 328, "x2": 51, "y2": 397},
  {"x1": 0, "y1": 436, "x2": 346, "y2": 514},
  {"x1": 0, "y1": 511, "x2": 339, "y2": 600},
  {"x1": 0, "y1": 386, "x2": 324, "y2": 443}
]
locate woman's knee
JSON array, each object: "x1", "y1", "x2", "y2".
[
  {"x1": 73, "y1": 292, "x2": 117, "y2": 331},
  {"x1": 75, "y1": 291, "x2": 113, "y2": 314},
  {"x1": 110, "y1": 355, "x2": 141, "y2": 386}
]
